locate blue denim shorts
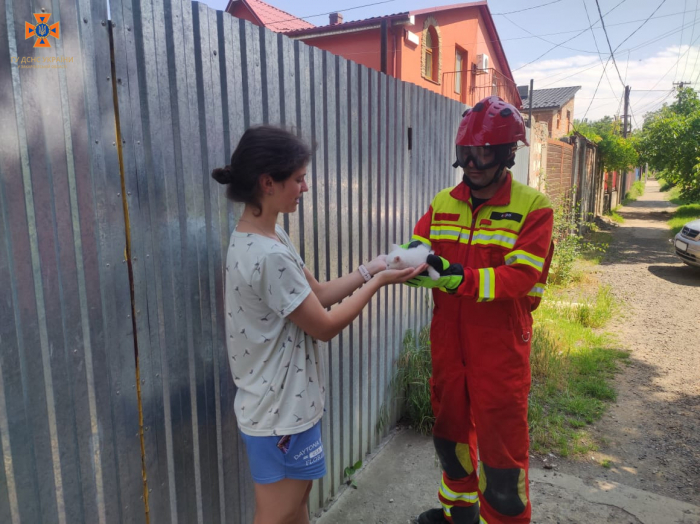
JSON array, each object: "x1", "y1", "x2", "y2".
[{"x1": 240, "y1": 422, "x2": 326, "y2": 484}]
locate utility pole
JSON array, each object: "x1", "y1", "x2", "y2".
[
  {"x1": 673, "y1": 81, "x2": 692, "y2": 89},
  {"x1": 528, "y1": 79, "x2": 534, "y2": 128},
  {"x1": 623, "y1": 85, "x2": 630, "y2": 138},
  {"x1": 622, "y1": 85, "x2": 630, "y2": 198}
]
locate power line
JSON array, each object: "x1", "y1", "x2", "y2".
[
  {"x1": 492, "y1": 0, "x2": 566, "y2": 16},
  {"x1": 575, "y1": 0, "x2": 674, "y2": 122},
  {"x1": 635, "y1": 31, "x2": 700, "y2": 107},
  {"x1": 512, "y1": 0, "x2": 629, "y2": 72},
  {"x1": 530, "y1": 17, "x2": 698, "y2": 88},
  {"x1": 676, "y1": 0, "x2": 688, "y2": 81},
  {"x1": 581, "y1": 0, "x2": 621, "y2": 110},
  {"x1": 634, "y1": 89, "x2": 675, "y2": 115},
  {"x1": 618, "y1": 50, "x2": 631, "y2": 116},
  {"x1": 594, "y1": 0, "x2": 634, "y2": 87},
  {"x1": 627, "y1": 17, "x2": 700, "y2": 53},
  {"x1": 502, "y1": 7, "x2": 700, "y2": 43},
  {"x1": 580, "y1": 55, "x2": 613, "y2": 122},
  {"x1": 501, "y1": 14, "x2": 603, "y2": 55},
  {"x1": 683, "y1": 0, "x2": 699, "y2": 79}
]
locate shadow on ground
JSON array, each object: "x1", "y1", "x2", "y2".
[{"x1": 647, "y1": 264, "x2": 700, "y2": 286}]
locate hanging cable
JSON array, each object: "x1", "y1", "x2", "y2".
[
  {"x1": 635, "y1": 31, "x2": 700, "y2": 107},
  {"x1": 492, "y1": 0, "x2": 566, "y2": 15},
  {"x1": 593, "y1": 0, "x2": 666, "y2": 88},
  {"x1": 687, "y1": 1, "x2": 700, "y2": 82},
  {"x1": 501, "y1": 14, "x2": 604, "y2": 55},
  {"x1": 580, "y1": 55, "x2": 613, "y2": 123},
  {"x1": 581, "y1": 0, "x2": 621, "y2": 111},
  {"x1": 512, "y1": 0, "x2": 629, "y2": 72},
  {"x1": 675, "y1": 0, "x2": 689, "y2": 81}
]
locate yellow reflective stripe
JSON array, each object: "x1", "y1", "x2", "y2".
[
  {"x1": 477, "y1": 268, "x2": 496, "y2": 302},
  {"x1": 430, "y1": 225, "x2": 461, "y2": 241},
  {"x1": 439, "y1": 478, "x2": 479, "y2": 504},
  {"x1": 411, "y1": 234, "x2": 431, "y2": 247},
  {"x1": 480, "y1": 517, "x2": 488, "y2": 524},
  {"x1": 471, "y1": 229, "x2": 518, "y2": 248},
  {"x1": 440, "y1": 501, "x2": 452, "y2": 517},
  {"x1": 505, "y1": 250, "x2": 544, "y2": 271},
  {"x1": 528, "y1": 284, "x2": 545, "y2": 297},
  {"x1": 518, "y1": 468, "x2": 529, "y2": 509}
]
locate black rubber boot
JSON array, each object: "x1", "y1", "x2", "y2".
[{"x1": 416, "y1": 508, "x2": 449, "y2": 524}]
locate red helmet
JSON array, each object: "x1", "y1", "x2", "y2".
[{"x1": 456, "y1": 96, "x2": 528, "y2": 147}]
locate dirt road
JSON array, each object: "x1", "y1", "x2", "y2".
[{"x1": 541, "y1": 179, "x2": 700, "y2": 506}]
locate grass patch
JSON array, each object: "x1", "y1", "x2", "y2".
[
  {"x1": 393, "y1": 326, "x2": 434, "y2": 435},
  {"x1": 658, "y1": 177, "x2": 674, "y2": 192},
  {"x1": 580, "y1": 231, "x2": 612, "y2": 265},
  {"x1": 621, "y1": 180, "x2": 645, "y2": 205},
  {"x1": 664, "y1": 187, "x2": 700, "y2": 235},
  {"x1": 601, "y1": 459, "x2": 612, "y2": 469},
  {"x1": 529, "y1": 287, "x2": 628, "y2": 456},
  {"x1": 606, "y1": 207, "x2": 624, "y2": 223}
]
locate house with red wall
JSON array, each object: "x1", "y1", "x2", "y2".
[{"x1": 225, "y1": 0, "x2": 522, "y2": 109}]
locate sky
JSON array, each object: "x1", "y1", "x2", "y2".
[{"x1": 201, "y1": 0, "x2": 700, "y2": 127}]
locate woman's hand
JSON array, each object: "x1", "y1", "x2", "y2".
[
  {"x1": 365, "y1": 254, "x2": 388, "y2": 276},
  {"x1": 375, "y1": 264, "x2": 428, "y2": 286}
]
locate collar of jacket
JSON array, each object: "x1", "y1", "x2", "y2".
[{"x1": 450, "y1": 171, "x2": 513, "y2": 207}]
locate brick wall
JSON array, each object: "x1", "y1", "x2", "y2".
[
  {"x1": 528, "y1": 96, "x2": 577, "y2": 139},
  {"x1": 551, "y1": 97, "x2": 576, "y2": 139}
]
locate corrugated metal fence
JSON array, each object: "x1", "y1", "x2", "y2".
[
  {"x1": 0, "y1": 0, "x2": 464, "y2": 522},
  {"x1": 511, "y1": 127, "x2": 530, "y2": 186}
]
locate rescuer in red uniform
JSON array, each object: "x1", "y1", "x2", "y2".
[{"x1": 406, "y1": 96, "x2": 554, "y2": 524}]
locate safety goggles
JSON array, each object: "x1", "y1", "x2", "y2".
[{"x1": 454, "y1": 145, "x2": 502, "y2": 170}]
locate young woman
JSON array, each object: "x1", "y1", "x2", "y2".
[{"x1": 212, "y1": 125, "x2": 424, "y2": 524}]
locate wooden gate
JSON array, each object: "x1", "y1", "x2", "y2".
[{"x1": 546, "y1": 138, "x2": 574, "y2": 201}]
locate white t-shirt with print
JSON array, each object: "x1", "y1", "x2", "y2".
[{"x1": 225, "y1": 224, "x2": 326, "y2": 436}]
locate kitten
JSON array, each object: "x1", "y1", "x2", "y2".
[{"x1": 386, "y1": 244, "x2": 440, "y2": 280}]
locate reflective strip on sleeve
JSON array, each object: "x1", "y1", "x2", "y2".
[
  {"x1": 430, "y1": 225, "x2": 461, "y2": 241},
  {"x1": 411, "y1": 234, "x2": 431, "y2": 247},
  {"x1": 439, "y1": 478, "x2": 479, "y2": 504},
  {"x1": 505, "y1": 249, "x2": 545, "y2": 271},
  {"x1": 528, "y1": 284, "x2": 545, "y2": 297},
  {"x1": 477, "y1": 268, "x2": 496, "y2": 302}
]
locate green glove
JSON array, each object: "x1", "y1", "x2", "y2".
[
  {"x1": 400, "y1": 240, "x2": 427, "y2": 249},
  {"x1": 405, "y1": 254, "x2": 464, "y2": 292}
]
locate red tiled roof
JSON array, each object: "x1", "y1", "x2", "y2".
[
  {"x1": 227, "y1": 0, "x2": 314, "y2": 32},
  {"x1": 285, "y1": 12, "x2": 410, "y2": 37}
]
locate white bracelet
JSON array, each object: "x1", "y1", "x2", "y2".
[{"x1": 358, "y1": 264, "x2": 372, "y2": 282}]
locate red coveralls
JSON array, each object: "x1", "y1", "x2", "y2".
[{"x1": 412, "y1": 172, "x2": 554, "y2": 524}]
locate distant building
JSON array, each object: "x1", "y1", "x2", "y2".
[
  {"x1": 518, "y1": 86, "x2": 581, "y2": 139},
  {"x1": 226, "y1": 0, "x2": 522, "y2": 108}
]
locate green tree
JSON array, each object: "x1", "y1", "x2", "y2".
[
  {"x1": 572, "y1": 116, "x2": 638, "y2": 173},
  {"x1": 636, "y1": 87, "x2": 700, "y2": 199}
]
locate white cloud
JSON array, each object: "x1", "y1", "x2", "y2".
[{"x1": 514, "y1": 45, "x2": 700, "y2": 128}]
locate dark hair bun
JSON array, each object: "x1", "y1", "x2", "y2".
[{"x1": 212, "y1": 165, "x2": 234, "y2": 185}]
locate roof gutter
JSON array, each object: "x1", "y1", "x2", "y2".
[{"x1": 288, "y1": 14, "x2": 414, "y2": 40}]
